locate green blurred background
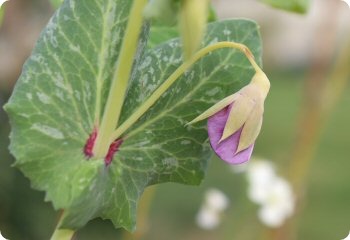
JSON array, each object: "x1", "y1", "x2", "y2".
[{"x1": 0, "y1": 0, "x2": 349, "y2": 239}]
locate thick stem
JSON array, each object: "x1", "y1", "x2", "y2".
[
  {"x1": 111, "y1": 41, "x2": 262, "y2": 140},
  {"x1": 93, "y1": 0, "x2": 148, "y2": 158},
  {"x1": 50, "y1": 229, "x2": 75, "y2": 240},
  {"x1": 50, "y1": 212, "x2": 75, "y2": 240}
]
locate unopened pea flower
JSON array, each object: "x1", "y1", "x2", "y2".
[{"x1": 188, "y1": 71, "x2": 270, "y2": 164}]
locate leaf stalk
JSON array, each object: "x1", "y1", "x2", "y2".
[{"x1": 93, "y1": 0, "x2": 148, "y2": 158}]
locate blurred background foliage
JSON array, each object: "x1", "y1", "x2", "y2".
[{"x1": 0, "y1": 0, "x2": 349, "y2": 239}]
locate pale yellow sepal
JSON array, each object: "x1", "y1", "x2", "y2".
[
  {"x1": 179, "y1": 0, "x2": 209, "y2": 60},
  {"x1": 219, "y1": 72, "x2": 269, "y2": 142},
  {"x1": 220, "y1": 94, "x2": 255, "y2": 142},
  {"x1": 187, "y1": 94, "x2": 238, "y2": 125},
  {"x1": 236, "y1": 105, "x2": 263, "y2": 153},
  {"x1": 250, "y1": 71, "x2": 270, "y2": 99}
]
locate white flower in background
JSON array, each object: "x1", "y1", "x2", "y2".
[
  {"x1": 245, "y1": 159, "x2": 295, "y2": 228},
  {"x1": 341, "y1": 0, "x2": 350, "y2": 8},
  {"x1": 0, "y1": 0, "x2": 8, "y2": 8},
  {"x1": 205, "y1": 188, "x2": 229, "y2": 211},
  {"x1": 196, "y1": 208, "x2": 220, "y2": 230},
  {"x1": 196, "y1": 188, "x2": 229, "y2": 230},
  {"x1": 257, "y1": 177, "x2": 294, "y2": 227},
  {"x1": 341, "y1": 231, "x2": 350, "y2": 240},
  {"x1": 246, "y1": 160, "x2": 276, "y2": 204},
  {"x1": 0, "y1": 231, "x2": 8, "y2": 240}
]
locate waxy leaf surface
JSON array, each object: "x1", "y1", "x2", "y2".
[{"x1": 5, "y1": 0, "x2": 262, "y2": 231}]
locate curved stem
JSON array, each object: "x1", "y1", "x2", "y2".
[
  {"x1": 92, "y1": 0, "x2": 148, "y2": 158},
  {"x1": 111, "y1": 41, "x2": 262, "y2": 140}
]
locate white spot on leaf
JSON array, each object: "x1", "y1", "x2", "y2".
[
  {"x1": 19, "y1": 113, "x2": 30, "y2": 118},
  {"x1": 140, "y1": 56, "x2": 152, "y2": 70},
  {"x1": 36, "y1": 92, "x2": 51, "y2": 104},
  {"x1": 70, "y1": 44, "x2": 81, "y2": 52},
  {"x1": 31, "y1": 54, "x2": 45, "y2": 64},
  {"x1": 79, "y1": 178, "x2": 87, "y2": 183},
  {"x1": 148, "y1": 67, "x2": 155, "y2": 75},
  {"x1": 74, "y1": 90, "x2": 81, "y2": 100},
  {"x1": 26, "y1": 93, "x2": 32, "y2": 100},
  {"x1": 140, "y1": 74, "x2": 148, "y2": 86},
  {"x1": 55, "y1": 90, "x2": 64, "y2": 101},
  {"x1": 181, "y1": 140, "x2": 191, "y2": 145},
  {"x1": 137, "y1": 140, "x2": 150, "y2": 147},
  {"x1": 223, "y1": 29, "x2": 231, "y2": 35},
  {"x1": 31, "y1": 123, "x2": 64, "y2": 139},
  {"x1": 162, "y1": 157, "x2": 178, "y2": 168},
  {"x1": 70, "y1": 0, "x2": 75, "y2": 10},
  {"x1": 53, "y1": 73, "x2": 67, "y2": 90},
  {"x1": 209, "y1": 37, "x2": 219, "y2": 45},
  {"x1": 206, "y1": 87, "x2": 220, "y2": 97}
]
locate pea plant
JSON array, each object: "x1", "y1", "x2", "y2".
[{"x1": 4, "y1": 0, "x2": 311, "y2": 239}]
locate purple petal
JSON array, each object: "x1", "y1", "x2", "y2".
[{"x1": 207, "y1": 104, "x2": 254, "y2": 164}]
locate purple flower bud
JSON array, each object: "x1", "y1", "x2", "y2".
[
  {"x1": 188, "y1": 71, "x2": 270, "y2": 165},
  {"x1": 208, "y1": 104, "x2": 254, "y2": 164}
]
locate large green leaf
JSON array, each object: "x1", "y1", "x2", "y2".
[
  {"x1": 5, "y1": 0, "x2": 262, "y2": 231},
  {"x1": 260, "y1": 0, "x2": 310, "y2": 14}
]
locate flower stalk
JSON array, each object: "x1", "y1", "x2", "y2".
[
  {"x1": 188, "y1": 68, "x2": 270, "y2": 164},
  {"x1": 111, "y1": 41, "x2": 263, "y2": 141}
]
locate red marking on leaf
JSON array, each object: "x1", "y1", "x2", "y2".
[
  {"x1": 84, "y1": 128, "x2": 98, "y2": 158},
  {"x1": 105, "y1": 138, "x2": 123, "y2": 166}
]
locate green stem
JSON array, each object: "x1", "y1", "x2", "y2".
[
  {"x1": 93, "y1": 0, "x2": 148, "y2": 158},
  {"x1": 111, "y1": 41, "x2": 262, "y2": 140},
  {"x1": 50, "y1": 212, "x2": 75, "y2": 240},
  {"x1": 50, "y1": 229, "x2": 75, "y2": 240}
]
